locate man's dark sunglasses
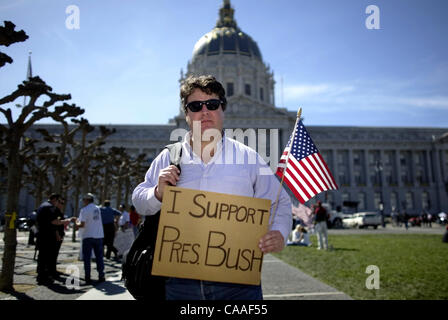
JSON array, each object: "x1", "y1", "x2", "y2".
[{"x1": 185, "y1": 99, "x2": 222, "y2": 112}]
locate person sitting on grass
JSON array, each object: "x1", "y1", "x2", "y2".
[{"x1": 287, "y1": 225, "x2": 311, "y2": 247}]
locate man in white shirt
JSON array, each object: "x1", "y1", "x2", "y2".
[
  {"x1": 73, "y1": 193, "x2": 105, "y2": 285},
  {"x1": 118, "y1": 204, "x2": 130, "y2": 230},
  {"x1": 132, "y1": 75, "x2": 292, "y2": 300}
]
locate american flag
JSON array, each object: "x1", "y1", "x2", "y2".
[{"x1": 276, "y1": 120, "x2": 338, "y2": 204}]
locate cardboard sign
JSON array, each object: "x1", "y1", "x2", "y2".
[{"x1": 152, "y1": 186, "x2": 271, "y2": 285}]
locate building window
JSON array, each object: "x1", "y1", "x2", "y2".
[
  {"x1": 353, "y1": 150, "x2": 365, "y2": 185},
  {"x1": 400, "y1": 151, "x2": 413, "y2": 185},
  {"x1": 384, "y1": 150, "x2": 396, "y2": 185},
  {"x1": 422, "y1": 191, "x2": 430, "y2": 210},
  {"x1": 337, "y1": 150, "x2": 349, "y2": 185},
  {"x1": 374, "y1": 192, "x2": 382, "y2": 210},
  {"x1": 390, "y1": 192, "x2": 398, "y2": 211},
  {"x1": 358, "y1": 192, "x2": 366, "y2": 211},
  {"x1": 260, "y1": 87, "x2": 264, "y2": 101},
  {"x1": 405, "y1": 192, "x2": 414, "y2": 210},
  {"x1": 245, "y1": 84, "x2": 251, "y2": 96},
  {"x1": 227, "y1": 82, "x2": 234, "y2": 97}
]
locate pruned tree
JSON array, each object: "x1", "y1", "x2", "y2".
[
  {"x1": 22, "y1": 143, "x2": 56, "y2": 207},
  {"x1": 0, "y1": 21, "x2": 28, "y2": 68},
  {"x1": 65, "y1": 119, "x2": 115, "y2": 241},
  {"x1": 0, "y1": 76, "x2": 84, "y2": 292}
]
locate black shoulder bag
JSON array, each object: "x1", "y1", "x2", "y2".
[{"x1": 122, "y1": 142, "x2": 182, "y2": 300}]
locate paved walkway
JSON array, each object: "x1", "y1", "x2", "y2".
[
  {"x1": 4, "y1": 224, "x2": 444, "y2": 300},
  {"x1": 77, "y1": 254, "x2": 351, "y2": 300},
  {"x1": 77, "y1": 224, "x2": 446, "y2": 300}
]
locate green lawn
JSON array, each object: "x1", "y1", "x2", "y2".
[{"x1": 273, "y1": 234, "x2": 448, "y2": 300}]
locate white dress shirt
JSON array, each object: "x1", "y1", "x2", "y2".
[{"x1": 132, "y1": 133, "x2": 292, "y2": 243}]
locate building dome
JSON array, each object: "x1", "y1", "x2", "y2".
[
  {"x1": 178, "y1": 0, "x2": 279, "y2": 125},
  {"x1": 191, "y1": 0, "x2": 263, "y2": 63}
]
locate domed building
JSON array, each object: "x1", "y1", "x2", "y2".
[
  {"x1": 172, "y1": 0, "x2": 296, "y2": 155},
  {"x1": 11, "y1": 0, "x2": 448, "y2": 219}
]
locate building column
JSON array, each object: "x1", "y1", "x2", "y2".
[
  {"x1": 411, "y1": 151, "x2": 417, "y2": 186},
  {"x1": 348, "y1": 149, "x2": 354, "y2": 187},
  {"x1": 365, "y1": 149, "x2": 371, "y2": 187},
  {"x1": 332, "y1": 149, "x2": 339, "y2": 188},
  {"x1": 438, "y1": 149, "x2": 448, "y2": 212},
  {"x1": 396, "y1": 149, "x2": 403, "y2": 188},
  {"x1": 425, "y1": 150, "x2": 433, "y2": 184}
]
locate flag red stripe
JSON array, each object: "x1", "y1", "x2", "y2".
[
  {"x1": 283, "y1": 174, "x2": 306, "y2": 204},
  {"x1": 312, "y1": 153, "x2": 334, "y2": 190},
  {"x1": 316, "y1": 153, "x2": 338, "y2": 189},
  {"x1": 292, "y1": 156, "x2": 323, "y2": 195},
  {"x1": 301, "y1": 156, "x2": 327, "y2": 191},
  {"x1": 306, "y1": 155, "x2": 331, "y2": 190},
  {"x1": 285, "y1": 166, "x2": 313, "y2": 200},
  {"x1": 284, "y1": 167, "x2": 310, "y2": 202},
  {"x1": 287, "y1": 157, "x2": 319, "y2": 197}
]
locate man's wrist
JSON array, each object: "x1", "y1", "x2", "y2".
[{"x1": 154, "y1": 186, "x2": 162, "y2": 201}]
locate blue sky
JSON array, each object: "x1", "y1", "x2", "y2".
[{"x1": 1, "y1": 0, "x2": 447, "y2": 128}]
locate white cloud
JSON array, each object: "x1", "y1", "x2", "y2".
[
  {"x1": 283, "y1": 83, "x2": 355, "y2": 100},
  {"x1": 397, "y1": 96, "x2": 448, "y2": 109}
]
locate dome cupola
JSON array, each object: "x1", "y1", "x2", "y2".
[{"x1": 192, "y1": 0, "x2": 263, "y2": 62}]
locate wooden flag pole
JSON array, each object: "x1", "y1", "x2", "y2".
[{"x1": 270, "y1": 107, "x2": 302, "y2": 226}]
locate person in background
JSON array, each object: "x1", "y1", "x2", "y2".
[
  {"x1": 129, "y1": 205, "x2": 141, "y2": 237},
  {"x1": 118, "y1": 204, "x2": 130, "y2": 231},
  {"x1": 51, "y1": 197, "x2": 66, "y2": 279},
  {"x1": 287, "y1": 225, "x2": 311, "y2": 247},
  {"x1": 72, "y1": 193, "x2": 105, "y2": 285},
  {"x1": 35, "y1": 194, "x2": 71, "y2": 285},
  {"x1": 100, "y1": 200, "x2": 121, "y2": 260},
  {"x1": 313, "y1": 201, "x2": 329, "y2": 250},
  {"x1": 27, "y1": 210, "x2": 37, "y2": 246}
]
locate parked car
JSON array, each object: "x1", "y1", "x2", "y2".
[
  {"x1": 343, "y1": 212, "x2": 382, "y2": 229},
  {"x1": 321, "y1": 203, "x2": 344, "y2": 229}
]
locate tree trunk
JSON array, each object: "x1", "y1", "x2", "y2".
[
  {"x1": 116, "y1": 176, "x2": 122, "y2": 208},
  {"x1": 72, "y1": 183, "x2": 80, "y2": 242},
  {"x1": 0, "y1": 143, "x2": 23, "y2": 292},
  {"x1": 124, "y1": 175, "x2": 130, "y2": 207}
]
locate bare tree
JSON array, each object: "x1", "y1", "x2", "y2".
[
  {"x1": 0, "y1": 76, "x2": 84, "y2": 292},
  {"x1": 22, "y1": 143, "x2": 55, "y2": 207},
  {"x1": 0, "y1": 21, "x2": 28, "y2": 68}
]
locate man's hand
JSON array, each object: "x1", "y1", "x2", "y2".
[
  {"x1": 154, "y1": 165, "x2": 181, "y2": 201},
  {"x1": 259, "y1": 230, "x2": 285, "y2": 253},
  {"x1": 62, "y1": 219, "x2": 70, "y2": 227}
]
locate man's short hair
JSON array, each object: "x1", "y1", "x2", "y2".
[
  {"x1": 180, "y1": 75, "x2": 227, "y2": 113},
  {"x1": 104, "y1": 200, "x2": 111, "y2": 207},
  {"x1": 49, "y1": 194, "x2": 61, "y2": 201},
  {"x1": 83, "y1": 193, "x2": 95, "y2": 202}
]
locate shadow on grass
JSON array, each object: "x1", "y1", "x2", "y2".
[{"x1": 331, "y1": 247, "x2": 359, "y2": 252}]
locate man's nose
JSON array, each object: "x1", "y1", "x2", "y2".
[{"x1": 199, "y1": 103, "x2": 209, "y2": 113}]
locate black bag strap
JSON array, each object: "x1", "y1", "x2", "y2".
[
  {"x1": 165, "y1": 142, "x2": 183, "y2": 170},
  {"x1": 141, "y1": 142, "x2": 183, "y2": 238}
]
